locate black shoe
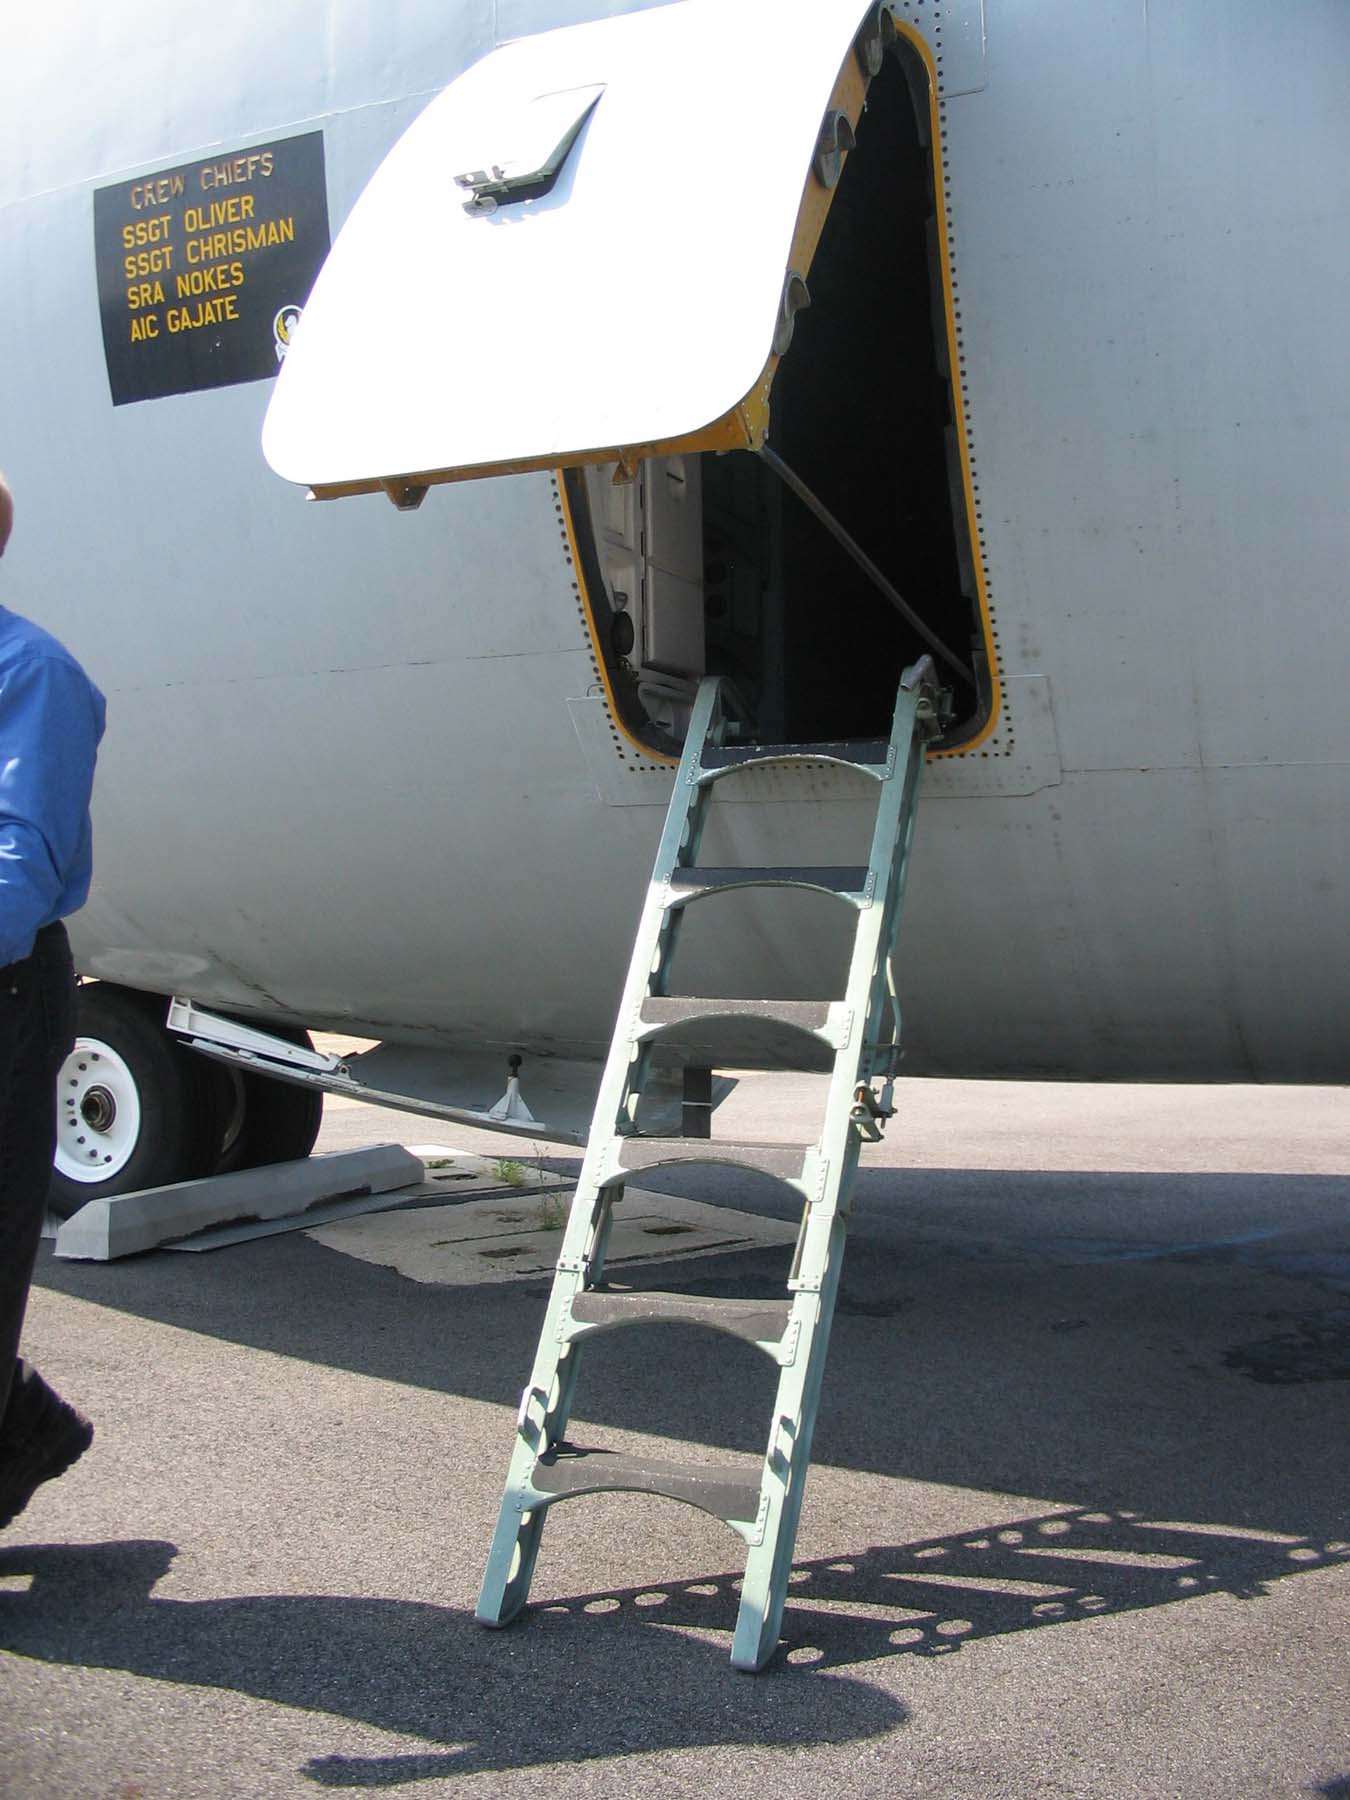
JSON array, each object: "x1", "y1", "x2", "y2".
[{"x1": 0, "y1": 1400, "x2": 94, "y2": 1530}]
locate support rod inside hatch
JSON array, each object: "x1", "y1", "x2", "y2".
[{"x1": 758, "y1": 444, "x2": 975, "y2": 686}]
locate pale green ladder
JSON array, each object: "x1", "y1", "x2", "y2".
[{"x1": 476, "y1": 656, "x2": 944, "y2": 1670}]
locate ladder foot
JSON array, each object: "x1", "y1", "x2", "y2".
[
  {"x1": 475, "y1": 1606, "x2": 520, "y2": 1630},
  {"x1": 729, "y1": 1597, "x2": 785, "y2": 1672},
  {"x1": 475, "y1": 1574, "x2": 534, "y2": 1629},
  {"x1": 476, "y1": 1506, "x2": 546, "y2": 1627}
]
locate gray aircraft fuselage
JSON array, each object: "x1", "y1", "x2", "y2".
[{"x1": 2, "y1": 0, "x2": 1346, "y2": 1084}]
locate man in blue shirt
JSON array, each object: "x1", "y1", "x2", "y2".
[{"x1": 0, "y1": 472, "x2": 107, "y2": 1531}]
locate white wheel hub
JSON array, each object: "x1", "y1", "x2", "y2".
[{"x1": 54, "y1": 1035, "x2": 144, "y2": 1184}]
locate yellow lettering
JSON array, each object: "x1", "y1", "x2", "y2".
[
  {"x1": 199, "y1": 155, "x2": 272, "y2": 191},
  {"x1": 183, "y1": 197, "x2": 262, "y2": 235},
  {"x1": 121, "y1": 216, "x2": 171, "y2": 250},
  {"x1": 129, "y1": 314, "x2": 159, "y2": 342},
  {"x1": 126, "y1": 280, "x2": 166, "y2": 311},
  {"x1": 164, "y1": 294, "x2": 241, "y2": 333},
  {"x1": 174, "y1": 261, "x2": 246, "y2": 299},
  {"x1": 123, "y1": 247, "x2": 174, "y2": 279},
  {"x1": 128, "y1": 174, "x2": 183, "y2": 211},
  {"x1": 182, "y1": 213, "x2": 297, "y2": 265}
]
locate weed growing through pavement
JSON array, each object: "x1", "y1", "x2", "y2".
[{"x1": 535, "y1": 1191, "x2": 566, "y2": 1231}]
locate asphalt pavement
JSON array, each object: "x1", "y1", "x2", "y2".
[{"x1": 2, "y1": 1073, "x2": 1348, "y2": 1800}]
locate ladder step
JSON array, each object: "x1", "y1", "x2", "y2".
[
  {"x1": 666, "y1": 866, "x2": 868, "y2": 905},
  {"x1": 638, "y1": 996, "x2": 836, "y2": 1035},
  {"x1": 615, "y1": 1137, "x2": 809, "y2": 1183},
  {"x1": 697, "y1": 739, "x2": 890, "y2": 780},
  {"x1": 569, "y1": 1288, "x2": 793, "y2": 1347},
  {"x1": 529, "y1": 1447, "x2": 763, "y2": 1528}
]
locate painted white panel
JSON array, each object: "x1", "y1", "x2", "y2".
[
  {"x1": 495, "y1": 0, "x2": 675, "y2": 38},
  {"x1": 0, "y1": 0, "x2": 493, "y2": 206},
  {"x1": 264, "y1": 0, "x2": 877, "y2": 485},
  {"x1": 6, "y1": 0, "x2": 1350, "y2": 1083},
  {"x1": 948, "y1": 0, "x2": 1350, "y2": 775}
]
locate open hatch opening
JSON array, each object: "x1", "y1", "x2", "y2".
[{"x1": 567, "y1": 37, "x2": 988, "y2": 757}]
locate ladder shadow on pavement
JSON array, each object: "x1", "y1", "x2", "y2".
[
  {"x1": 0, "y1": 1537, "x2": 908, "y2": 1787},
  {"x1": 537, "y1": 1503, "x2": 1350, "y2": 1673}
]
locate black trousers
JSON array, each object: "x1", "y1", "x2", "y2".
[{"x1": 0, "y1": 923, "x2": 76, "y2": 1434}]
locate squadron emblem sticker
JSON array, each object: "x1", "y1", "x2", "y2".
[
  {"x1": 272, "y1": 304, "x2": 303, "y2": 363},
  {"x1": 94, "y1": 132, "x2": 330, "y2": 405}
]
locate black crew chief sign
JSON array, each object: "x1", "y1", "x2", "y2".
[{"x1": 95, "y1": 132, "x2": 330, "y2": 406}]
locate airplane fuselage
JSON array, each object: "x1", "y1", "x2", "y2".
[{"x1": 2, "y1": 0, "x2": 1347, "y2": 1086}]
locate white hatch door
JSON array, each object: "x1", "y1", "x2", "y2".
[{"x1": 262, "y1": 0, "x2": 894, "y2": 501}]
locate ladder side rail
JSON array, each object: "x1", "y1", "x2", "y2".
[
  {"x1": 784, "y1": 683, "x2": 928, "y2": 1295},
  {"x1": 577, "y1": 672, "x2": 726, "y2": 1183},
  {"x1": 476, "y1": 1182, "x2": 623, "y2": 1626},
  {"x1": 858, "y1": 719, "x2": 928, "y2": 1062},
  {"x1": 732, "y1": 1211, "x2": 851, "y2": 1670},
  {"x1": 479, "y1": 677, "x2": 727, "y2": 1628},
  {"x1": 812, "y1": 677, "x2": 927, "y2": 1222},
  {"x1": 732, "y1": 680, "x2": 931, "y2": 1668}
]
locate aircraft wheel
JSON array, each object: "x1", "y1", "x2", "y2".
[
  {"x1": 49, "y1": 985, "x2": 220, "y2": 1218},
  {"x1": 198, "y1": 1024, "x2": 325, "y2": 1175}
]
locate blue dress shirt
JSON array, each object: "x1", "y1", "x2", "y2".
[{"x1": 0, "y1": 606, "x2": 106, "y2": 970}]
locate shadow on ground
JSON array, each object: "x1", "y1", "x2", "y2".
[
  {"x1": 34, "y1": 1164, "x2": 1350, "y2": 1523},
  {"x1": 26, "y1": 1157, "x2": 1350, "y2": 1753},
  {"x1": 0, "y1": 1536, "x2": 906, "y2": 1786},
  {"x1": 3, "y1": 1500, "x2": 1348, "y2": 1787},
  {"x1": 539, "y1": 1503, "x2": 1350, "y2": 1674}
]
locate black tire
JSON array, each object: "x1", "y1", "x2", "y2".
[
  {"x1": 197, "y1": 1022, "x2": 325, "y2": 1176},
  {"x1": 49, "y1": 985, "x2": 220, "y2": 1219}
]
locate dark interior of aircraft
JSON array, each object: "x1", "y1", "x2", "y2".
[{"x1": 569, "y1": 40, "x2": 988, "y2": 756}]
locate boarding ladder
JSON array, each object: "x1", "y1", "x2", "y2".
[{"x1": 476, "y1": 657, "x2": 945, "y2": 1670}]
